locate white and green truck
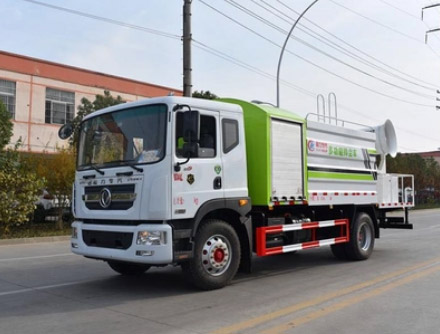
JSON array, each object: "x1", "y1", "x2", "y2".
[{"x1": 60, "y1": 96, "x2": 414, "y2": 289}]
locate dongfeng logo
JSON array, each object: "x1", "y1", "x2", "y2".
[
  {"x1": 100, "y1": 188, "x2": 112, "y2": 208},
  {"x1": 307, "y1": 140, "x2": 316, "y2": 152}
]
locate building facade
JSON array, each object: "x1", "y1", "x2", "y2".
[
  {"x1": 0, "y1": 51, "x2": 181, "y2": 152},
  {"x1": 418, "y1": 151, "x2": 440, "y2": 166}
]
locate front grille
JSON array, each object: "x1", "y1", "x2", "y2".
[
  {"x1": 83, "y1": 219, "x2": 162, "y2": 226},
  {"x1": 85, "y1": 184, "x2": 134, "y2": 194},
  {"x1": 82, "y1": 230, "x2": 134, "y2": 250},
  {"x1": 83, "y1": 184, "x2": 136, "y2": 210}
]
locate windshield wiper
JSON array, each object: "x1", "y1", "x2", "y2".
[
  {"x1": 125, "y1": 161, "x2": 143, "y2": 173},
  {"x1": 106, "y1": 160, "x2": 143, "y2": 173},
  {"x1": 90, "y1": 164, "x2": 105, "y2": 175}
]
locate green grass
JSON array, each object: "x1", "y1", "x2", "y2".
[{"x1": 1, "y1": 222, "x2": 71, "y2": 239}]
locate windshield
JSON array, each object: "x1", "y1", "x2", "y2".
[{"x1": 77, "y1": 104, "x2": 167, "y2": 170}]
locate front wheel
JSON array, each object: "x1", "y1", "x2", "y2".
[
  {"x1": 182, "y1": 219, "x2": 241, "y2": 290},
  {"x1": 107, "y1": 261, "x2": 150, "y2": 276}
]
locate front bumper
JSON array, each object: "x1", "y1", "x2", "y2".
[{"x1": 71, "y1": 221, "x2": 173, "y2": 265}]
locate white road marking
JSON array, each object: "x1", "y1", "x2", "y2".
[
  {"x1": 0, "y1": 253, "x2": 73, "y2": 262},
  {"x1": 0, "y1": 280, "x2": 91, "y2": 297}
]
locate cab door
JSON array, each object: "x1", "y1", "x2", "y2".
[{"x1": 171, "y1": 109, "x2": 224, "y2": 219}]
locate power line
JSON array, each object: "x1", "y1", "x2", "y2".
[
  {"x1": 329, "y1": 0, "x2": 422, "y2": 43},
  {"x1": 225, "y1": 0, "x2": 437, "y2": 100},
  {"x1": 20, "y1": 0, "x2": 180, "y2": 40},
  {"x1": 377, "y1": 0, "x2": 420, "y2": 19},
  {"x1": 261, "y1": 0, "x2": 437, "y2": 92},
  {"x1": 21, "y1": 0, "x2": 314, "y2": 100},
  {"x1": 199, "y1": 0, "x2": 435, "y2": 107},
  {"x1": 193, "y1": 39, "x2": 317, "y2": 98},
  {"x1": 16, "y1": 0, "x2": 440, "y2": 147},
  {"x1": 21, "y1": 0, "x2": 438, "y2": 107},
  {"x1": 275, "y1": 0, "x2": 440, "y2": 89},
  {"x1": 194, "y1": 39, "x2": 440, "y2": 146},
  {"x1": 378, "y1": 0, "x2": 440, "y2": 45},
  {"x1": 330, "y1": 0, "x2": 440, "y2": 57}
]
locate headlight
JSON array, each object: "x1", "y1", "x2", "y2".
[
  {"x1": 72, "y1": 227, "x2": 78, "y2": 239},
  {"x1": 136, "y1": 231, "x2": 166, "y2": 246}
]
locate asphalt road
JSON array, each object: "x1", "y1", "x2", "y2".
[{"x1": 1, "y1": 209, "x2": 439, "y2": 334}]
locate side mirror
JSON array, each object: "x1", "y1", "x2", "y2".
[
  {"x1": 182, "y1": 110, "x2": 200, "y2": 143},
  {"x1": 58, "y1": 123, "x2": 73, "y2": 140}
]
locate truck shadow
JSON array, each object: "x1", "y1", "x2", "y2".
[
  {"x1": 235, "y1": 248, "x2": 352, "y2": 282},
  {"x1": 0, "y1": 247, "x2": 389, "y2": 320}
]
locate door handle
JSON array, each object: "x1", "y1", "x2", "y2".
[{"x1": 214, "y1": 177, "x2": 222, "y2": 190}]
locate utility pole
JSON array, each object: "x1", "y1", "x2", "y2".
[
  {"x1": 183, "y1": 0, "x2": 192, "y2": 97},
  {"x1": 422, "y1": 3, "x2": 440, "y2": 43},
  {"x1": 422, "y1": 3, "x2": 440, "y2": 111}
]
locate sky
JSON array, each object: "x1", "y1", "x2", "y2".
[{"x1": 2, "y1": 0, "x2": 440, "y2": 153}]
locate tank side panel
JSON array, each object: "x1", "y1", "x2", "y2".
[{"x1": 306, "y1": 121, "x2": 378, "y2": 206}]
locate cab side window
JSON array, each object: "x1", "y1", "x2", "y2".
[
  {"x1": 175, "y1": 113, "x2": 216, "y2": 158},
  {"x1": 199, "y1": 115, "x2": 216, "y2": 157},
  {"x1": 222, "y1": 119, "x2": 239, "y2": 153}
]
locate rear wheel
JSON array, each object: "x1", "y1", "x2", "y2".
[
  {"x1": 345, "y1": 212, "x2": 375, "y2": 260},
  {"x1": 182, "y1": 219, "x2": 240, "y2": 290},
  {"x1": 107, "y1": 261, "x2": 150, "y2": 276}
]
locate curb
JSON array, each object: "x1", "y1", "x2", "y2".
[{"x1": 0, "y1": 235, "x2": 70, "y2": 246}]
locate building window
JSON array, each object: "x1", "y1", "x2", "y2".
[
  {"x1": 45, "y1": 88, "x2": 75, "y2": 124},
  {"x1": 0, "y1": 79, "x2": 16, "y2": 119}
]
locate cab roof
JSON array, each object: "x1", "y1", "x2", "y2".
[{"x1": 82, "y1": 96, "x2": 243, "y2": 121}]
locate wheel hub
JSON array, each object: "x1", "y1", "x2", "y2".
[
  {"x1": 201, "y1": 234, "x2": 231, "y2": 277},
  {"x1": 214, "y1": 248, "x2": 225, "y2": 263},
  {"x1": 358, "y1": 223, "x2": 372, "y2": 251}
]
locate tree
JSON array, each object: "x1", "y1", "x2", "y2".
[
  {"x1": 70, "y1": 90, "x2": 125, "y2": 147},
  {"x1": 25, "y1": 148, "x2": 76, "y2": 228},
  {"x1": 0, "y1": 101, "x2": 13, "y2": 151},
  {"x1": 387, "y1": 153, "x2": 440, "y2": 204},
  {"x1": 192, "y1": 90, "x2": 218, "y2": 100},
  {"x1": 0, "y1": 102, "x2": 43, "y2": 236},
  {"x1": 387, "y1": 153, "x2": 428, "y2": 192}
]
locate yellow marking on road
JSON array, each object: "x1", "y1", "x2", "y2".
[
  {"x1": 261, "y1": 264, "x2": 440, "y2": 334},
  {"x1": 211, "y1": 257, "x2": 440, "y2": 334}
]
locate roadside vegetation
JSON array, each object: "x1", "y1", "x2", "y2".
[
  {"x1": 0, "y1": 101, "x2": 44, "y2": 238},
  {"x1": 0, "y1": 91, "x2": 124, "y2": 239},
  {"x1": 192, "y1": 90, "x2": 218, "y2": 100},
  {"x1": 387, "y1": 154, "x2": 440, "y2": 209},
  {"x1": 4, "y1": 222, "x2": 71, "y2": 239}
]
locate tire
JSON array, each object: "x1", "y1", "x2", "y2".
[
  {"x1": 107, "y1": 261, "x2": 150, "y2": 276},
  {"x1": 182, "y1": 219, "x2": 241, "y2": 290},
  {"x1": 345, "y1": 212, "x2": 375, "y2": 260}
]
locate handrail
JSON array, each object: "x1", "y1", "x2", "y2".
[
  {"x1": 328, "y1": 92, "x2": 338, "y2": 125},
  {"x1": 306, "y1": 113, "x2": 373, "y2": 130}
]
